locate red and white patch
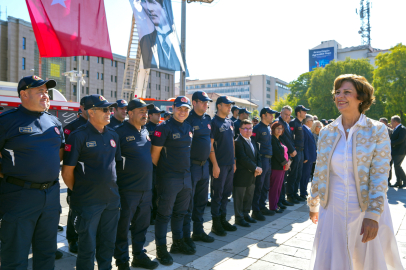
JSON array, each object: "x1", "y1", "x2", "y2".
[
  {"x1": 189, "y1": 132, "x2": 193, "y2": 138},
  {"x1": 202, "y1": 92, "x2": 208, "y2": 97},
  {"x1": 147, "y1": 135, "x2": 151, "y2": 141},
  {"x1": 64, "y1": 129, "x2": 71, "y2": 135},
  {"x1": 154, "y1": 131, "x2": 162, "y2": 137},
  {"x1": 181, "y1": 97, "x2": 187, "y2": 103},
  {"x1": 226, "y1": 96, "x2": 230, "y2": 100},
  {"x1": 54, "y1": 127, "x2": 60, "y2": 135},
  {"x1": 252, "y1": 132, "x2": 256, "y2": 136},
  {"x1": 99, "y1": 96, "x2": 106, "y2": 101},
  {"x1": 32, "y1": 75, "x2": 41, "y2": 80},
  {"x1": 65, "y1": 144, "x2": 72, "y2": 152},
  {"x1": 290, "y1": 127, "x2": 294, "y2": 131},
  {"x1": 110, "y1": 139, "x2": 116, "y2": 148},
  {"x1": 121, "y1": 100, "x2": 126, "y2": 104},
  {"x1": 208, "y1": 124, "x2": 211, "y2": 130}
]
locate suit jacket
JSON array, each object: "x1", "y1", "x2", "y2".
[
  {"x1": 234, "y1": 135, "x2": 262, "y2": 187},
  {"x1": 391, "y1": 124, "x2": 406, "y2": 156},
  {"x1": 271, "y1": 135, "x2": 288, "y2": 170},
  {"x1": 278, "y1": 117, "x2": 295, "y2": 154},
  {"x1": 303, "y1": 126, "x2": 317, "y2": 163}
]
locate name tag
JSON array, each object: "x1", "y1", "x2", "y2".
[
  {"x1": 262, "y1": 132, "x2": 267, "y2": 135},
  {"x1": 173, "y1": 133, "x2": 180, "y2": 139},
  {"x1": 126, "y1": 136, "x2": 135, "y2": 142},
  {"x1": 193, "y1": 126, "x2": 200, "y2": 130},
  {"x1": 219, "y1": 127, "x2": 225, "y2": 132},
  {"x1": 86, "y1": 141, "x2": 97, "y2": 147},
  {"x1": 19, "y1": 127, "x2": 33, "y2": 133},
  {"x1": 298, "y1": 127, "x2": 303, "y2": 130}
]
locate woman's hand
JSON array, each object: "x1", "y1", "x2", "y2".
[
  {"x1": 360, "y1": 218, "x2": 379, "y2": 243},
  {"x1": 309, "y1": 211, "x2": 319, "y2": 224}
]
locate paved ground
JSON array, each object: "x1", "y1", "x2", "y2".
[{"x1": 23, "y1": 164, "x2": 406, "y2": 269}]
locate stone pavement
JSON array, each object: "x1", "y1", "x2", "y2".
[{"x1": 25, "y1": 171, "x2": 406, "y2": 269}]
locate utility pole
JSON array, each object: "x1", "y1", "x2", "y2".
[
  {"x1": 77, "y1": 56, "x2": 81, "y2": 102},
  {"x1": 179, "y1": 0, "x2": 187, "y2": 96}
]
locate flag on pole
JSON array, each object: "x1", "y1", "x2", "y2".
[{"x1": 25, "y1": 0, "x2": 113, "y2": 59}]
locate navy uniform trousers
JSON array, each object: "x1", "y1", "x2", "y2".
[
  {"x1": 252, "y1": 157, "x2": 272, "y2": 212},
  {"x1": 155, "y1": 175, "x2": 192, "y2": 246},
  {"x1": 0, "y1": 180, "x2": 60, "y2": 270},
  {"x1": 300, "y1": 161, "x2": 313, "y2": 197},
  {"x1": 66, "y1": 191, "x2": 79, "y2": 243},
  {"x1": 286, "y1": 150, "x2": 304, "y2": 197},
  {"x1": 183, "y1": 162, "x2": 210, "y2": 237},
  {"x1": 211, "y1": 165, "x2": 234, "y2": 217},
  {"x1": 114, "y1": 190, "x2": 152, "y2": 265},
  {"x1": 72, "y1": 200, "x2": 120, "y2": 270}
]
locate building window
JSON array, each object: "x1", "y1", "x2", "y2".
[
  {"x1": 97, "y1": 57, "x2": 100, "y2": 63},
  {"x1": 149, "y1": 83, "x2": 151, "y2": 89},
  {"x1": 22, "y1": 57, "x2": 26, "y2": 70},
  {"x1": 267, "y1": 87, "x2": 270, "y2": 92},
  {"x1": 101, "y1": 89, "x2": 104, "y2": 95},
  {"x1": 244, "y1": 81, "x2": 250, "y2": 85},
  {"x1": 22, "y1": 37, "x2": 26, "y2": 49},
  {"x1": 212, "y1": 84, "x2": 217, "y2": 87},
  {"x1": 73, "y1": 56, "x2": 77, "y2": 61},
  {"x1": 156, "y1": 84, "x2": 158, "y2": 90},
  {"x1": 101, "y1": 58, "x2": 104, "y2": 64},
  {"x1": 219, "y1": 83, "x2": 223, "y2": 87},
  {"x1": 267, "y1": 101, "x2": 271, "y2": 105},
  {"x1": 115, "y1": 76, "x2": 117, "y2": 82},
  {"x1": 97, "y1": 88, "x2": 99, "y2": 94},
  {"x1": 111, "y1": 75, "x2": 113, "y2": 82},
  {"x1": 231, "y1": 82, "x2": 236, "y2": 86},
  {"x1": 158, "y1": 85, "x2": 161, "y2": 90},
  {"x1": 201, "y1": 84, "x2": 205, "y2": 88},
  {"x1": 73, "y1": 85, "x2": 77, "y2": 96},
  {"x1": 82, "y1": 56, "x2": 85, "y2": 60},
  {"x1": 115, "y1": 61, "x2": 117, "y2": 67},
  {"x1": 225, "y1": 83, "x2": 229, "y2": 86},
  {"x1": 101, "y1": 73, "x2": 104, "y2": 80},
  {"x1": 82, "y1": 86, "x2": 84, "y2": 94},
  {"x1": 111, "y1": 60, "x2": 113, "y2": 66},
  {"x1": 86, "y1": 70, "x2": 89, "y2": 77},
  {"x1": 266, "y1": 94, "x2": 271, "y2": 98},
  {"x1": 238, "y1": 81, "x2": 243, "y2": 85},
  {"x1": 73, "y1": 68, "x2": 77, "y2": 71},
  {"x1": 267, "y1": 80, "x2": 271, "y2": 85},
  {"x1": 86, "y1": 87, "x2": 89, "y2": 94},
  {"x1": 97, "y1": 72, "x2": 99, "y2": 79},
  {"x1": 111, "y1": 91, "x2": 113, "y2": 97},
  {"x1": 127, "y1": 79, "x2": 130, "y2": 85},
  {"x1": 86, "y1": 56, "x2": 89, "y2": 61}
]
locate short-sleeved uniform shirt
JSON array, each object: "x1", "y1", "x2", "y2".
[
  {"x1": 251, "y1": 121, "x2": 272, "y2": 156},
  {"x1": 151, "y1": 117, "x2": 193, "y2": 179},
  {"x1": 185, "y1": 110, "x2": 212, "y2": 161},
  {"x1": 115, "y1": 121, "x2": 152, "y2": 191},
  {"x1": 63, "y1": 116, "x2": 88, "y2": 142},
  {"x1": 107, "y1": 115, "x2": 124, "y2": 130},
  {"x1": 289, "y1": 118, "x2": 305, "y2": 148},
  {"x1": 0, "y1": 106, "x2": 64, "y2": 183},
  {"x1": 63, "y1": 122, "x2": 121, "y2": 206},
  {"x1": 145, "y1": 121, "x2": 158, "y2": 137},
  {"x1": 211, "y1": 115, "x2": 235, "y2": 166}
]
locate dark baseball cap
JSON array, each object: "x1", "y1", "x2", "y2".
[
  {"x1": 239, "y1": 108, "x2": 252, "y2": 115},
  {"x1": 83, "y1": 94, "x2": 117, "y2": 110},
  {"x1": 252, "y1": 116, "x2": 259, "y2": 121},
  {"x1": 231, "y1": 105, "x2": 240, "y2": 112},
  {"x1": 174, "y1": 96, "x2": 191, "y2": 108},
  {"x1": 148, "y1": 106, "x2": 165, "y2": 114},
  {"x1": 80, "y1": 96, "x2": 88, "y2": 106},
  {"x1": 17, "y1": 75, "x2": 56, "y2": 96},
  {"x1": 127, "y1": 99, "x2": 154, "y2": 111},
  {"x1": 192, "y1": 91, "x2": 212, "y2": 102},
  {"x1": 216, "y1": 96, "x2": 235, "y2": 105},
  {"x1": 295, "y1": 105, "x2": 310, "y2": 113},
  {"x1": 260, "y1": 107, "x2": 278, "y2": 116},
  {"x1": 163, "y1": 112, "x2": 171, "y2": 118},
  {"x1": 116, "y1": 99, "x2": 129, "y2": 108}
]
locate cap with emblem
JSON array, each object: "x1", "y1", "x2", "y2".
[
  {"x1": 231, "y1": 105, "x2": 240, "y2": 112},
  {"x1": 260, "y1": 107, "x2": 278, "y2": 116},
  {"x1": 253, "y1": 116, "x2": 259, "y2": 121},
  {"x1": 17, "y1": 75, "x2": 57, "y2": 97},
  {"x1": 239, "y1": 108, "x2": 252, "y2": 115},
  {"x1": 127, "y1": 99, "x2": 154, "y2": 111},
  {"x1": 83, "y1": 94, "x2": 117, "y2": 110},
  {"x1": 148, "y1": 106, "x2": 165, "y2": 114},
  {"x1": 174, "y1": 96, "x2": 191, "y2": 108},
  {"x1": 295, "y1": 105, "x2": 310, "y2": 113},
  {"x1": 192, "y1": 91, "x2": 212, "y2": 102},
  {"x1": 116, "y1": 99, "x2": 129, "y2": 108},
  {"x1": 216, "y1": 96, "x2": 235, "y2": 105}
]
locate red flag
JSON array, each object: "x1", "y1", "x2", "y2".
[{"x1": 25, "y1": 0, "x2": 113, "y2": 59}]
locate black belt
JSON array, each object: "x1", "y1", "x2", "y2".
[
  {"x1": 191, "y1": 160, "x2": 207, "y2": 166},
  {"x1": 295, "y1": 147, "x2": 304, "y2": 151},
  {"x1": 5, "y1": 176, "x2": 57, "y2": 190},
  {"x1": 260, "y1": 154, "x2": 272, "y2": 159}
]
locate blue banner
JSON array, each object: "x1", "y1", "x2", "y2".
[
  {"x1": 309, "y1": 47, "x2": 334, "y2": 71},
  {"x1": 130, "y1": 0, "x2": 189, "y2": 76}
]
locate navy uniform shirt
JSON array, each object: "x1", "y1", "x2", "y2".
[
  {"x1": 0, "y1": 106, "x2": 64, "y2": 183},
  {"x1": 107, "y1": 115, "x2": 124, "y2": 129},
  {"x1": 289, "y1": 118, "x2": 305, "y2": 149},
  {"x1": 115, "y1": 121, "x2": 152, "y2": 191},
  {"x1": 251, "y1": 121, "x2": 272, "y2": 156},
  {"x1": 211, "y1": 115, "x2": 235, "y2": 166},
  {"x1": 63, "y1": 122, "x2": 121, "y2": 206},
  {"x1": 63, "y1": 115, "x2": 87, "y2": 142},
  {"x1": 145, "y1": 121, "x2": 158, "y2": 137},
  {"x1": 234, "y1": 119, "x2": 241, "y2": 139},
  {"x1": 231, "y1": 116, "x2": 237, "y2": 122},
  {"x1": 185, "y1": 110, "x2": 212, "y2": 161},
  {"x1": 151, "y1": 117, "x2": 193, "y2": 179}
]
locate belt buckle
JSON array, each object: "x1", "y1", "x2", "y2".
[
  {"x1": 40, "y1": 183, "x2": 49, "y2": 190},
  {"x1": 200, "y1": 161, "x2": 205, "y2": 166}
]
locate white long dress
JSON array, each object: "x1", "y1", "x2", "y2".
[{"x1": 309, "y1": 118, "x2": 404, "y2": 270}]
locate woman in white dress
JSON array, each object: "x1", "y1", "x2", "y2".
[{"x1": 307, "y1": 74, "x2": 403, "y2": 270}]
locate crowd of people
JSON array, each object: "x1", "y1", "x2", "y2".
[{"x1": 0, "y1": 74, "x2": 405, "y2": 269}]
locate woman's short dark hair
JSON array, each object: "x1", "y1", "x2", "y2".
[
  {"x1": 332, "y1": 74, "x2": 375, "y2": 114},
  {"x1": 271, "y1": 121, "x2": 284, "y2": 135}
]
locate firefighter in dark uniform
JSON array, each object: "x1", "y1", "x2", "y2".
[
  {"x1": 114, "y1": 99, "x2": 158, "y2": 270},
  {"x1": 63, "y1": 95, "x2": 89, "y2": 253},
  {"x1": 234, "y1": 108, "x2": 251, "y2": 139},
  {"x1": 285, "y1": 105, "x2": 309, "y2": 204},
  {"x1": 230, "y1": 105, "x2": 240, "y2": 122},
  {"x1": 62, "y1": 95, "x2": 121, "y2": 270},
  {"x1": 251, "y1": 107, "x2": 278, "y2": 221},
  {"x1": 210, "y1": 96, "x2": 237, "y2": 236},
  {"x1": 183, "y1": 91, "x2": 215, "y2": 248},
  {"x1": 108, "y1": 99, "x2": 128, "y2": 129},
  {"x1": 151, "y1": 96, "x2": 194, "y2": 266},
  {"x1": 145, "y1": 106, "x2": 165, "y2": 224},
  {"x1": 0, "y1": 75, "x2": 64, "y2": 269}
]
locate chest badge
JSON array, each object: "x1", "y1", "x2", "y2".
[
  {"x1": 208, "y1": 124, "x2": 211, "y2": 130},
  {"x1": 173, "y1": 133, "x2": 181, "y2": 139},
  {"x1": 110, "y1": 139, "x2": 116, "y2": 148},
  {"x1": 189, "y1": 131, "x2": 193, "y2": 138},
  {"x1": 19, "y1": 126, "x2": 33, "y2": 133},
  {"x1": 54, "y1": 127, "x2": 60, "y2": 135},
  {"x1": 86, "y1": 141, "x2": 97, "y2": 147},
  {"x1": 193, "y1": 126, "x2": 200, "y2": 131},
  {"x1": 126, "y1": 136, "x2": 135, "y2": 142}
]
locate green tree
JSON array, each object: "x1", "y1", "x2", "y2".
[
  {"x1": 287, "y1": 72, "x2": 312, "y2": 108},
  {"x1": 373, "y1": 43, "x2": 406, "y2": 125},
  {"x1": 272, "y1": 96, "x2": 297, "y2": 112},
  {"x1": 307, "y1": 58, "x2": 374, "y2": 120},
  {"x1": 251, "y1": 109, "x2": 259, "y2": 119}
]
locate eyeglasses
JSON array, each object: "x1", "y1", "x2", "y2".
[
  {"x1": 275, "y1": 127, "x2": 283, "y2": 131},
  {"x1": 92, "y1": 107, "x2": 114, "y2": 113},
  {"x1": 241, "y1": 128, "x2": 253, "y2": 132}
]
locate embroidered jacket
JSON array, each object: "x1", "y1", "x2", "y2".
[{"x1": 307, "y1": 114, "x2": 391, "y2": 222}]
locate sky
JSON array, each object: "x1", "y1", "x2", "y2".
[{"x1": 1, "y1": 0, "x2": 405, "y2": 84}]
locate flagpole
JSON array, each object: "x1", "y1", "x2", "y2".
[
  {"x1": 179, "y1": 0, "x2": 187, "y2": 96},
  {"x1": 77, "y1": 3, "x2": 81, "y2": 103}
]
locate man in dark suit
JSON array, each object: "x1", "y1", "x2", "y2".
[
  {"x1": 300, "y1": 115, "x2": 317, "y2": 199},
  {"x1": 380, "y1": 117, "x2": 394, "y2": 186},
  {"x1": 233, "y1": 119, "x2": 262, "y2": 227},
  {"x1": 390, "y1": 115, "x2": 406, "y2": 188}
]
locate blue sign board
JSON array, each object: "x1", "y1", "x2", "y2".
[{"x1": 309, "y1": 47, "x2": 335, "y2": 71}]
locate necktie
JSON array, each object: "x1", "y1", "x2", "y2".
[{"x1": 157, "y1": 31, "x2": 172, "y2": 56}]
